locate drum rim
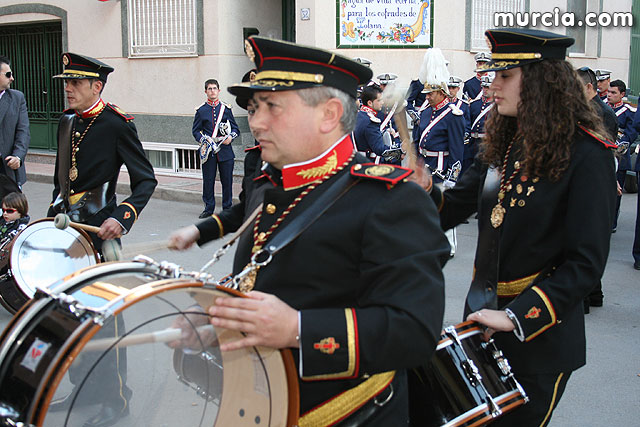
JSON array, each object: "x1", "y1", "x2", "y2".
[
  {"x1": 441, "y1": 389, "x2": 526, "y2": 427},
  {"x1": 8, "y1": 218, "x2": 99, "y2": 299},
  {"x1": 437, "y1": 321, "x2": 484, "y2": 351}
]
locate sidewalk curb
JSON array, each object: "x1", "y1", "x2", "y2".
[{"x1": 26, "y1": 171, "x2": 240, "y2": 206}]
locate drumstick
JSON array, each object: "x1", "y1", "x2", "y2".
[
  {"x1": 382, "y1": 83, "x2": 417, "y2": 170},
  {"x1": 121, "y1": 240, "x2": 172, "y2": 255},
  {"x1": 83, "y1": 324, "x2": 215, "y2": 352},
  {"x1": 54, "y1": 213, "x2": 102, "y2": 234}
]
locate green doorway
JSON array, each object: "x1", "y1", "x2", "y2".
[{"x1": 0, "y1": 21, "x2": 64, "y2": 150}]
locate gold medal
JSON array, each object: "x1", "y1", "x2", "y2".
[
  {"x1": 237, "y1": 264, "x2": 259, "y2": 293},
  {"x1": 491, "y1": 204, "x2": 506, "y2": 228},
  {"x1": 69, "y1": 166, "x2": 78, "y2": 181}
]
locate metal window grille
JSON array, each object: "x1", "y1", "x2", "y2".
[
  {"x1": 470, "y1": 0, "x2": 526, "y2": 51},
  {"x1": 175, "y1": 147, "x2": 202, "y2": 174},
  {"x1": 142, "y1": 142, "x2": 202, "y2": 175},
  {"x1": 128, "y1": 0, "x2": 197, "y2": 58}
]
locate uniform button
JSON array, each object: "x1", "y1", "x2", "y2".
[
  {"x1": 74, "y1": 132, "x2": 81, "y2": 138},
  {"x1": 265, "y1": 204, "x2": 276, "y2": 215},
  {"x1": 354, "y1": 164, "x2": 362, "y2": 171},
  {"x1": 78, "y1": 119, "x2": 84, "y2": 124}
]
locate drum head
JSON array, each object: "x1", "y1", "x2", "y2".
[
  {"x1": 10, "y1": 220, "x2": 97, "y2": 298},
  {"x1": 29, "y1": 270, "x2": 294, "y2": 427}
]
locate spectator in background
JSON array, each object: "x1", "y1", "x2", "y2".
[{"x1": 0, "y1": 56, "x2": 30, "y2": 187}]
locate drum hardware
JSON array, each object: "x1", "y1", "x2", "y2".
[
  {"x1": 133, "y1": 255, "x2": 217, "y2": 284},
  {"x1": 54, "y1": 292, "x2": 93, "y2": 320},
  {"x1": 230, "y1": 249, "x2": 273, "y2": 292},
  {"x1": 373, "y1": 385, "x2": 394, "y2": 407},
  {"x1": 198, "y1": 204, "x2": 263, "y2": 275},
  {"x1": 482, "y1": 339, "x2": 513, "y2": 377},
  {"x1": 175, "y1": 350, "x2": 223, "y2": 402},
  {"x1": 443, "y1": 325, "x2": 502, "y2": 418}
]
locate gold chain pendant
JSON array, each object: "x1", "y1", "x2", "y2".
[
  {"x1": 237, "y1": 264, "x2": 259, "y2": 293},
  {"x1": 69, "y1": 166, "x2": 78, "y2": 181},
  {"x1": 491, "y1": 203, "x2": 506, "y2": 228}
]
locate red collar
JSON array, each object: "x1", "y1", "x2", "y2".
[
  {"x1": 206, "y1": 99, "x2": 220, "y2": 107},
  {"x1": 360, "y1": 105, "x2": 377, "y2": 115},
  {"x1": 433, "y1": 98, "x2": 449, "y2": 111},
  {"x1": 76, "y1": 98, "x2": 105, "y2": 119},
  {"x1": 281, "y1": 134, "x2": 354, "y2": 190},
  {"x1": 611, "y1": 101, "x2": 624, "y2": 109}
]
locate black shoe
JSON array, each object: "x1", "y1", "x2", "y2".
[
  {"x1": 634, "y1": 261, "x2": 640, "y2": 270},
  {"x1": 611, "y1": 227, "x2": 617, "y2": 233},
  {"x1": 83, "y1": 403, "x2": 130, "y2": 427},
  {"x1": 589, "y1": 297, "x2": 603, "y2": 307},
  {"x1": 198, "y1": 210, "x2": 213, "y2": 219}
]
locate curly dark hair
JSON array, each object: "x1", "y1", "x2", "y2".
[{"x1": 480, "y1": 60, "x2": 606, "y2": 181}]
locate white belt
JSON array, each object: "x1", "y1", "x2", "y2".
[
  {"x1": 419, "y1": 149, "x2": 449, "y2": 171},
  {"x1": 419, "y1": 149, "x2": 449, "y2": 157},
  {"x1": 358, "y1": 151, "x2": 381, "y2": 164},
  {"x1": 470, "y1": 132, "x2": 485, "y2": 139}
]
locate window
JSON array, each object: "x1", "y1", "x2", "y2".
[
  {"x1": 469, "y1": 0, "x2": 527, "y2": 52},
  {"x1": 128, "y1": 0, "x2": 197, "y2": 58},
  {"x1": 566, "y1": 0, "x2": 599, "y2": 56},
  {"x1": 142, "y1": 142, "x2": 202, "y2": 175}
]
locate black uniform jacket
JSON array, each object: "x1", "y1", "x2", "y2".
[
  {"x1": 197, "y1": 135, "x2": 449, "y2": 421},
  {"x1": 432, "y1": 128, "x2": 616, "y2": 375},
  {"x1": 49, "y1": 101, "x2": 157, "y2": 233}
]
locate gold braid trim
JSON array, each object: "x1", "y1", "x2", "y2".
[
  {"x1": 491, "y1": 53, "x2": 542, "y2": 59},
  {"x1": 497, "y1": 271, "x2": 540, "y2": 297},
  {"x1": 298, "y1": 371, "x2": 395, "y2": 427},
  {"x1": 211, "y1": 214, "x2": 224, "y2": 239},
  {"x1": 61, "y1": 69, "x2": 100, "y2": 78},
  {"x1": 255, "y1": 70, "x2": 324, "y2": 83}
]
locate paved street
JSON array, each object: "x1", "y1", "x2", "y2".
[{"x1": 1, "y1": 180, "x2": 639, "y2": 426}]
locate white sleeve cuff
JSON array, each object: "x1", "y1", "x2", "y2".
[{"x1": 505, "y1": 308, "x2": 525, "y2": 342}]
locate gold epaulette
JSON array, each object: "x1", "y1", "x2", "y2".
[{"x1": 107, "y1": 103, "x2": 134, "y2": 122}]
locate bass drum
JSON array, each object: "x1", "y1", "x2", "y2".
[
  {"x1": 410, "y1": 321, "x2": 528, "y2": 427},
  {"x1": 0, "y1": 259, "x2": 299, "y2": 427},
  {"x1": 0, "y1": 218, "x2": 99, "y2": 314}
]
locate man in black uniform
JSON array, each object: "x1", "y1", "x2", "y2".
[
  {"x1": 170, "y1": 36, "x2": 449, "y2": 425},
  {"x1": 47, "y1": 53, "x2": 157, "y2": 427}
]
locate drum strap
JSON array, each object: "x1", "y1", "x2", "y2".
[
  {"x1": 297, "y1": 371, "x2": 395, "y2": 427},
  {"x1": 464, "y1": 166, "x2": 500, "y2": 315},
  {"x1": 57, "y1": 114, "x2": 75, "y2": 210}
]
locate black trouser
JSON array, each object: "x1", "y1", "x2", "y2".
[
  {"x1": 67, "y1": 205, "x2": 130, "y2": 410},
  {"x1": 490, "y1": 371, "x2": 571, "y2": 427},
  {"x1": 613, "y1": 170, "x2": 627, "y2": 229},
  {"x1": 69, "y1": 314, "x2": 131, "y2": 410}
]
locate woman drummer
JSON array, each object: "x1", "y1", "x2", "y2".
[{"x1": 426, "y1": 28, "x2": 616, "y2": 426}]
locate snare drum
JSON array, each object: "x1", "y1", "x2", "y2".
[
  {"x1": 410, "y1": 321, "x2": 528, "y2": 427},
  {"x1": 0, "y1": 218, "x2": 99, "y2": 313},
  {"x1": 0, "y1": 259, "x2": 299, "y2": 427}
]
